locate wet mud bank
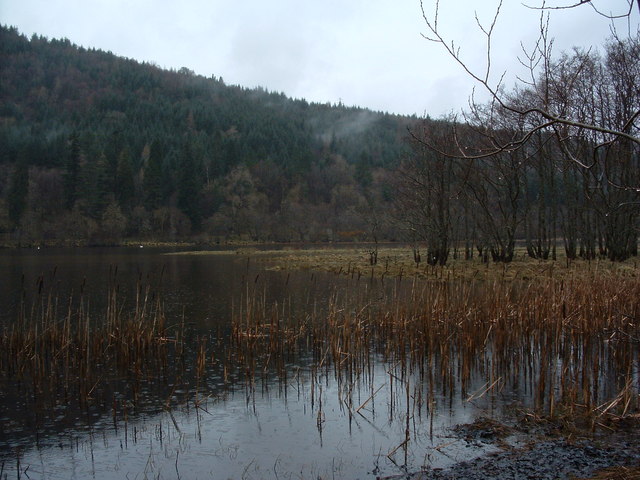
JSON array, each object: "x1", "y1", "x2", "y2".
[
  {"x1": 388, "y1": 418, "x2": 640, "y2": 480},
  {"x1": 412, "y1": 438, "x2": 640, "y2": 480}
]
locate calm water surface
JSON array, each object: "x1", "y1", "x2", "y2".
[{"x1": 0, "y1": 247, "x2": 516, "y2": 479}]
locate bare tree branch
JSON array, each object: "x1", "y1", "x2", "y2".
[
  {"x1": 419, "y1": 0, "x2": 640, "y2": 164},
  {"x1": 522, "y1": 0, "x2": 638, "y2": 20}
]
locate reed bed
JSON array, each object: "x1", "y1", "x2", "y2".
[
  {"x1": 3, "y1": 260, "x2": 638, "y2": 471},
  {"x1": 227, "y1": 270, "x2": 640, "y2": 426},
  {"x1": 0, "y1": 276, "x2": 183, "y2": 411}
]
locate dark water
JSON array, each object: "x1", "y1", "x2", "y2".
[
  {"x1": 0, "y1": 247, "x2": 557, "y2": 479},
  {"x1": 0, "y1": 246, "x2": 257, "y2": 326}
]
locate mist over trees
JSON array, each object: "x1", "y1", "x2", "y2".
[{"x1": 0, "y1": 25, "x2": 413, "y2": 245}]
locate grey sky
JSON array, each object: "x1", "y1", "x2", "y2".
[{"x1": 1, "y1": 0, "x2": 637, "y2": 117}]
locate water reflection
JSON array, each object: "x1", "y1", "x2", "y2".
[
  {"x1": 2, "y1": 247, "x2": 451, "y2": 478},
  {"x1": 3, "y1": 364, "x2": 499, "y2": 480}
]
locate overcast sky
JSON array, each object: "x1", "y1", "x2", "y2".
[{"x1": 1, "y1": 0, "x2": 638, "y2": 117}]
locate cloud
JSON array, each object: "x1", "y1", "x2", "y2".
[
  {"x1": 225, "y1": 18, "x2": 313, "y2": 94},
  {"x1": 1, "y1": 0, "x2": 637, "y2": 117}
]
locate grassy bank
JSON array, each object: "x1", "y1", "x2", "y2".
[{"x1": 171, "y1": 245, "x2": 640, "y2": 282}]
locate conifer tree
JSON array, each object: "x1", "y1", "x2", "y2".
[
  {"x1": 115, "y1": 147, "x2": 135, "y2": 209},
  {"x1": 177, "y1": 142, "x2": 202, "y2": 230},
  {"x1": 63, "y1": 133, "x2": 81, "y2": 209},
  {"x1": 8, "y1": 156, "x2": 29, "y2": 228},
  {"x1": 80, "y1": 152, "x2": 110, "y2": 218},
  {"x1": 144, "y1": 141, "x2": 163, "y2": 210}
]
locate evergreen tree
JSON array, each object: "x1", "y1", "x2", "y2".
[
  {"x1": 0, "y1": 25, "x2": 420, "y2": 244},
  {"x1": 80, "y1": 152, "x2": 111, "y2": 218},
  {"x1": 355, "y1": 152, "x2": 373, "y2": 187},
  {"x1": 177, "y1": 142, "x2": 202, "y2": 230},
  {"x1": 104, "y1": 132, "x2": 125, "y2": 194},
  {"x1": 144, "y1": 141, "x2": 163, "y2": 210},
  {"x1": 64, "y1": 133, "x2": 81, "y2": 209},
  {"x1": 8, "y1": 157, "x2": 29, "y2": 228},
  {"x1": 115, "y1": 147, "x2": 135, "y2": 209}
]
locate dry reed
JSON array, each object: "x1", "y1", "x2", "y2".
[
  {"x1": 226, "y1": 270, "x2": 640, "y2": 425},
  {"x1": 0, "y1": 276, "x2": 181, "y2": 411}
]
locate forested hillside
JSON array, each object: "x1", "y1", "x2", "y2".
[
  {"x1": 0, "y1": 25, "x2": 417, "y2": 244},
  {"x1": 2, "y1": 25, "x2": 638, "y2": 263}
]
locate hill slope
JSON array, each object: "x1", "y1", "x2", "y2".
[{"x1": 0, "y1": 25, "x2": 418, "y2": 243}]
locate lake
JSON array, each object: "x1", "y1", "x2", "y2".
[{"x1": 0, "y1": 246, "x2": 637, "y2": 479}]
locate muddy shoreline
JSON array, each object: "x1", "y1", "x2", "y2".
[{"x1": 386, "y1": 417, "x2": 640, "y2": 480}]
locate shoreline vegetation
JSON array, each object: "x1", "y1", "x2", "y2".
[
  {"x1": 169, "y1": 244, "x2": 640, "y2": 282},
  {"x1": 2, "y1": 245, "x2": 638, "y2": 478},
  {"x1": 224, "y1": 244, "x2": 640, "y2": 478},
  {"x1": 186, "y1": 246, "x2": 639, "y2": 422},
  {"x1": 3, "y1": 239, "x2": 638, "y2": 283}
]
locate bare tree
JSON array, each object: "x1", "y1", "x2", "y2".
[
  {"x1": 416, "y1": 0, "x2": 639, "y2": 261},
  {"x1": 463, "y1": 122, "x2": 527, "y2": 263},
  {"x1": 419, "y1": 0, "x2": 639, "y2": 165},
  {"x1": 397, "y1": 121, "x2": 460, "y2": 265},
  {"x1": 548, "y1": 41, "x2": 640, "y2": 259}
]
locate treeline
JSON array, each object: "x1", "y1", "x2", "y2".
[
  {"x1": 397, "y1": 35, "x2": 640, "y2": 263},
  {"x1": 2, "y1": 25, "x2": 637, "y2": 263},
  {"x1": 0, "y1": 25, "x2": 413, "y2": 244}
]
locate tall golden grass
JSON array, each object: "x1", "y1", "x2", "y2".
[
  {"x1": 0, "y1": 277, "x2": 181, "y2": 409},
  {"x1": 2, "y1": 264, "x2": 637, "y2": 433},
  {"x1": 229, "y1": 270, "x2": 639, "y2": 423}
]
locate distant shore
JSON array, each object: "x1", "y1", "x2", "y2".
[{"x1": 169, "y1": 244, "x2": 640, "y2": 282}]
